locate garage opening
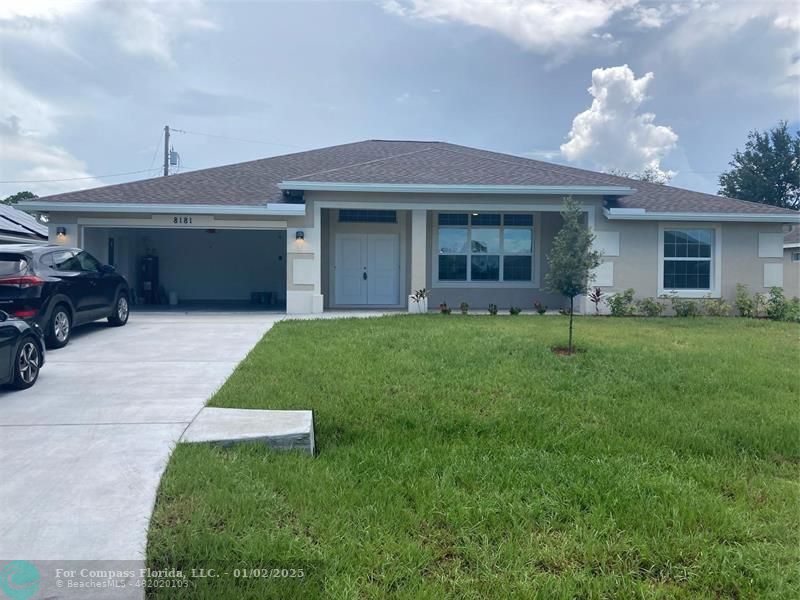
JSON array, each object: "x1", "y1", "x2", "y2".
[{"x1": 82, "y1": 227, "x2": 286, "y2": 311}]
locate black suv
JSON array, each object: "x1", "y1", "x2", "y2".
[
  {"x1": 0, "y1": 244, "x2": 130, "y2": 349},
  {"x1": 0, "y1": 310, "x2": 45, "y2": 389}
]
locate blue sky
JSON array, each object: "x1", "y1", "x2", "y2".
[{"x1": 1, "y1": 0, "x2": 798, "y2": 198}]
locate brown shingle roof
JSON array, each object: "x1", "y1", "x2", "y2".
[{"x1": 32, "y1": 140, "x2": 800, "y2": 216}]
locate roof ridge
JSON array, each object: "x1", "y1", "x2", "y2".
[
  {"x1": 368, "y1": 138, "x2": 442, "y2": 143},
  {"x1": 286, "y1": 144, "x2": 440, "y2": 181}
]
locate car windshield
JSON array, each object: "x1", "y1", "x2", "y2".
[{"x1": 0, "y1": 254, "x2": 27, "y2": 276}]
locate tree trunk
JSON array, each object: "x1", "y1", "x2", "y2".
[{"x1": 568, "y1": 296, "x2": 574, "y2": 354}]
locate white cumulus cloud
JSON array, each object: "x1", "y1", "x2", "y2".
[
  {"x1": 0, "y1": 0, "x2": 219, "y2": 66},
  {"x1": 0, "y1": 73, "x2": 99, "y2": 196},
  {"x1": 381, "y1": 0, "x2": 635, "y2": 56},
  {"x1": 383, "y1": 0, "x2": 800, "y2": 65},
  {"x1": 0, "y1": 116, "x2": 99, "y2": 197},
  {"x1": 560, "y1": 65, "x2": 678, "y2": 179}
]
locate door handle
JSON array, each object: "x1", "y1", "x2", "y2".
[{"x1": 363, "y1": 272, "x2": 367, "y2": 280}]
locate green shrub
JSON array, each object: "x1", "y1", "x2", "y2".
[
  {"x1": 765, "y1": 289, "x2": 800, "y2": 322},
  {"x1": 735, "y1": 283, "x2": 755, "y2": 317},
  {"x1": 669, "y1": 294, "x2": 700, "y2": 317},
  {"x1": 459, "y1": 302, "x2": 469, "y2": 315},
  {"x1": 533, "y1": 300, "x2": 547, "y2": 315},
  {"x1": 607, "y1": 288, "x2": 636, "y2": 317},
  {"x1": 439, "y1": 303, "x2": 451, "y2": 315},
  {"x1": 487, "y1": 304, "x2": 498, "y2": 316},
  {"x1": 788, "y1": 297, "x2": 800, "y2": 322},
  {"x1": 753, "y1": 292, "x2": 767, "y2": 318},
  {"x1": 701, "y1": 295, "x2": 731, "y2": 317},
  {"x1": 509, "y1": 306, "x2": 522, "y2": 315},
  {"x1": 637, "y1": 297, "x2": 664, "y2": 317},
  {"x1": 766, "y1": 287, "x2": 788, "y2": 321}
]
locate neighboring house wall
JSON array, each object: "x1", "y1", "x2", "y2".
[{"x1": 784, "y1": 247, "x2": 800, "y2": 298}]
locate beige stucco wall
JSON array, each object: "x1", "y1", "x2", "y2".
[
  {"x1": 303, "y1": 192, "x2": 602, "y2": 311},
  {"x1": 719, "y1": 222, "x2": 784, "y2": 298},
  {"x1": 43, "y1": 201, "x2": 799, "y2": 313},
  {"x1": 592, "y1": 213, "x2": 788, "y2": 301},
  {"x1": 784, "y1": 248, "x2": 800, "y2": 298}
]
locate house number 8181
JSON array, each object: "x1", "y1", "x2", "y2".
[{"x1": 173, "y1": 216, "x2": 193, "y2": 224}]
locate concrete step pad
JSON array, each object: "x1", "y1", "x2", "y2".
[{"x1": 182, "y1": 408, "x2": 314, "y2": 454}]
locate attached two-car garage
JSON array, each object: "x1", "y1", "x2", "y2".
[{"x1": 81, "y1": 226, "x2": 286, "y2": 310}]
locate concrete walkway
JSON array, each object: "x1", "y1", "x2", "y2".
[{"x1": 0, "y1": 312, "x2": 282, "y2": 564}]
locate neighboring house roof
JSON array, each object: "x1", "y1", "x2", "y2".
[
  {"x1": 20, "y1": 140, "x2": 800, "y2": 218},
  {"x1": 0, "y1": 204, "x2": 48, "y2": 241},
  {"x1": 785, "y1": 227, "x2": 800, "y2": 247}
]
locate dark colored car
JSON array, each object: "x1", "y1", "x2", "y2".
[
  {"x1": 0, "y1": 309, "x2": 45, "y2": 389},
  {"x1": 0, "y1": 244, "x2": 130, "y2": 349}
]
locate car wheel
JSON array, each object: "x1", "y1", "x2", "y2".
[
  {"x1": 11, "y1": 337, "x2": 41, "y2": 389},
  {"x1": 47, "y1": 305, "x2": 72, "y2": 349},
  {"x1": 108, "y1": 293, "x2": 129, "y2": 326}
]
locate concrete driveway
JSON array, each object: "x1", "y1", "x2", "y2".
[{"x1": 0, "y1": 313, "x2": 281, "y2": 568}]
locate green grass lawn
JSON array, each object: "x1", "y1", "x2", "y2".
[{"x1": 146, "y1": 316, "x2": 799, "y2": 599}]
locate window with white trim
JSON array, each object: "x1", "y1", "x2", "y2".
[
  {"x1": 792, "y1": 251, "x2": 800, "y2": 263},
  {"x1": 662, "y1": 228, "x2": 714, "y2": 290},
  {"x1": 338, "y1": 209, "x2": 397, "y2": 223},
  {"x1": 437, "y1": 213, "x2": 534, "y2": 282}
]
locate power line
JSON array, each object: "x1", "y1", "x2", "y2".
[
  {"x1": 148, "y1": 129, "x2": 164, "y2": 173},
  {"x1": 170, "y1": 128, "x2": 303, "y2": 149},
  {"x1": 0, "y1": 168, "x2": 160, "y2": 184}
]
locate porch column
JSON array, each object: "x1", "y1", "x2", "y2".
[
  {"x1": 409, "y1": 209, "x2": 427, "y2": 307},
  {"x1": 286, "y1": 203, "x2": 324, "y2": 314}
]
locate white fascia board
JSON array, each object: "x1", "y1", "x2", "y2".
[
  {"x1": 278, "y1": 181, "x2": 636, "y2": 196},
  {"x1": 604, "y1": 207, "x2": 800, "y2": 223},
  {"x1": 785, "y1": 242, "x2": 800, "y2": 249},
  {"x1": 16, "y1": 201, "x2": 306, "y2": 217},
  {"x1": 0, "y1": 232, "x2": 46, "y2": 243}
]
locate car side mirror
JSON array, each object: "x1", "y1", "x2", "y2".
[
  {"x1": 100, "y1": 264, "x2": 116, "y2": 274},
  {"x1": 0, "y1": 310, "x2": 7, "y2": 322}
]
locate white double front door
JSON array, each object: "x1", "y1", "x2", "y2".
[{"x1": 335, "y1": 233, "x2": 400, "y2": 306}]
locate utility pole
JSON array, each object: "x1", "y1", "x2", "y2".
[{"x1": 163, "y1": 125, "x2": 170, "y2": 176}]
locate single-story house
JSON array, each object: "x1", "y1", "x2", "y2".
[
  {"x1": 0, "y1": 204, "x2": 48, "y2": 244},
  {"x1": 785, "y1": 227, "x2": 800, "y2": 296},
  {"x1": 19, "y1": 140, "x2": 800, "y2": 313}
]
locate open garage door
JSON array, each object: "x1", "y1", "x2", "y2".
[{"x1": 81, "y1": 227, "x2": 286, "y2": 310}]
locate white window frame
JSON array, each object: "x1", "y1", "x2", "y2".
[
  {"x1": 792, "y1": 250, "x2": 800, "y2": 263},
  {"x1": 657, "y1": 223, "x2": 722, "y2": 298},
  {"x1": 434, "y1": 212, "x2": 540, "y2": 288}
]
